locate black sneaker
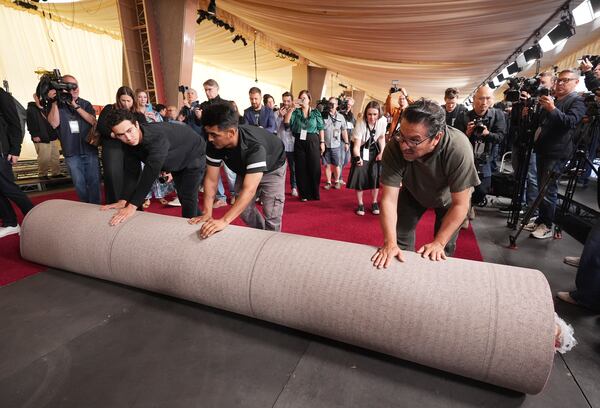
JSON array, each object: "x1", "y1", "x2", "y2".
[
  {"x1": 372, "y1": 202, "x2": 380, "y2": 215},
  {"x1": 356, "y1": 204, "x2": 365, "y2": 216}
]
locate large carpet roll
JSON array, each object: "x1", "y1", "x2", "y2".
[{"x1": 20, "y1": 200, "x2": 555, "y2": 394}]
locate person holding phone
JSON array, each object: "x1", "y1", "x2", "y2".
[{"x1": 284, "y1": 90, "x2": 324, "y2": 201}]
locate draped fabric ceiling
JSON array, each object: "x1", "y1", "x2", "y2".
[{"x1": 17, "y1": 0, "x2": 600, "y2": 101}]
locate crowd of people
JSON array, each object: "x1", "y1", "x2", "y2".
[{"x1": 0, "y1": 66, "x2": 599, "y2": 316}]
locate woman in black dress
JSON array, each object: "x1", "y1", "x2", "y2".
[{"x1": 346, "y1": 101, "x2": 386, "y2": 215}]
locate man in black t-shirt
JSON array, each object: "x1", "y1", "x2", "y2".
[
  {"x1": 189, "y1": 103, "x2": 286, "y2": 238},
  {"x1": 101, "y1": 109, "x2": 206, "y2": 225}
]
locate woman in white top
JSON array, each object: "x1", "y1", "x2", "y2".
[{"x1": 346, "y1": 101, "x2": 386, "y2": 215}]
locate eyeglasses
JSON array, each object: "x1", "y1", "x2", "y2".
[
  {"x1": 392, "y1": 128, "x2": 435, "y2": 147},
  {"x1": 556, "y1": 78, "x2": 576, "y2": 84}
]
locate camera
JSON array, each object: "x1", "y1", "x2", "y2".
[
  {"x1": 581, "y1": 55, "x2": 600, "y2": 68},
  {"x1": 472, "y1": 117, "x2": 490, "y2": 140},
  {"x1": 583, "y1": 92, "x2": 600, "y2": 117},
  {"x1": 178, "y1": 85, "x2": 189, "y2": 94},
  {"x1": 35, "y1": 69, "x2": 77, "y2": 110},
  {"x1": 158, "y1": 174, "x2": 169, "y2": 184},
  {"x1": 505, "y1": 76, "x2": 551, "y2": 104}
]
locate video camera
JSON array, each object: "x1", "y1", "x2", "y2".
[
  {"x1": 583, "y1": 91, "x2": 600, "y2": 118},
  {"x1": 318, "y1": 95, "x2": 350, "y2": 119},
  {"x1": 505, "y1": 76, "x2": 551, "y2": 104},
  {"x1": 35, "y1": 69, "x2": 77, "y2": 110}
]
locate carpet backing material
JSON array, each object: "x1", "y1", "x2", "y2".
[{"x1": 20, "y1": 200, "x2": 555, "y2": 394}]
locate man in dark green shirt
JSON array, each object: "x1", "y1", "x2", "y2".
[{"x1": 371, "y1": 99, "x2": 480, "y2": 267}]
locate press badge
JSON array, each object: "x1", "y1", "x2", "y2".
[
  {"x1": 69, "y1": 120, "x2": 80, "y2": 134},
  {"x1": 334, "y1": 129, "x2": 340, "y2": 140},
  {"x1": 300, "y1": 129, "x2": 307, "y2": 140},
  {"x1": 362, "y1": 147, "x2": 370, "y2": 161}
]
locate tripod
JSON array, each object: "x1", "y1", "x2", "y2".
[
  {"x1": 507, "y1": 101, "x2": 538, "y2": 229},
  {"x1": 508, "y1": 119, "x2": 598, "y2": 249}
]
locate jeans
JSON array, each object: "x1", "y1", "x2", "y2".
[
  {"x1": 536, "y1": 155, "x2": 565, "y2": 228},
  {"x1": 286, "y1": 151, "x2": 297, "y2": 189},
  {"x1": 224, "y1": 164, "x2": 237, "y2": 197},
  {"x1": 0, "y1": 155, "x2": 34, "y2": 227},
  {"x1": 65, "y1": 153, "x2": 101, "y2": 204},
  {"x1": 511, "y1": 146, "x2": 538, "y2": 209}
]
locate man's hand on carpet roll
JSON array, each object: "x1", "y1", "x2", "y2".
[
  {"x1": 100, "y1": 200, "x2": 127, "y2": 211},
  {"x1": 108, "y1": 204, "x2": 137, "y2": 226},
  {"x1": 371, "y1": 244, "x2": 404, "y2": 269},
  {"x1": 416, "y1": 241, "x2": 446, "y2": 261},
  {"x1": 197, "y1": 217, "x2": 229, "y2": 239},
  {"x1": 188, "y1": 213, "x2": 211, "y2": 225}
]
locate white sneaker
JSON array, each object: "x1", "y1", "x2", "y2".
[
  {"x1": 523, "y1": 217, "x2": 538, "y2": 232},
  {"x1": 563, "y1": 256, "x2": 580, "y2": 268},
  {"x1": 0, "y1": 225, "x2": 20, "y2": 238},
  {"x1": 291, "y1": 188, "x2": 299, "y2": 197},
  {"x1": 531, "y1": 223, "x2": 553, "y2": 239},
  {"x1": 167, "y1": 197, "x2": 181, "y2": 207}
]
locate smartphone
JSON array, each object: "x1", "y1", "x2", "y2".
[{"x1": 146, "y1": 102, "x2": 153, "y2": 113}]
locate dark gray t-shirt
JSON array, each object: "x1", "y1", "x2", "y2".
[{"x1": 381, "y1": 126, "x2": 480, "y2": 208}]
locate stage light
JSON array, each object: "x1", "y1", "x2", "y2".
[
  {"x1": 497, "y1": 73, "x2": 505, "y2": 82},
  {"x1": 590, "y1": 0, "x2": 600, "y2": 16},
  {"x1": 548, "y1": 20, "x2": 575, "y2": 44},
  {"x1": 573, "y1": 0, "x2": 594, "y2": 26},
  {"x1": 488, "y1": 81, "x2": 497, "y2": 89},
  {"x1": 507, "y1": 62, "x2": 520, "y2": 75},
  {"x1": 524, "y1": 44, "x2": 543, "y2": 62},
  {"x1": 539, "y1": 34, "x2": 555, "y2": 52}
]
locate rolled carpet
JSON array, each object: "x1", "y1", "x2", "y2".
[{"x1": 20, "y1": 200, "x2": 555, "y2": 394}]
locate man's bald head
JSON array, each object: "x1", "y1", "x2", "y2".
[{"x1": 473, "y1": 85, "x2": 493, "y2": 116}]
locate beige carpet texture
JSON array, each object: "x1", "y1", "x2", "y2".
[{"x1": 20, "y1": 200, "x2": 556, "y2": 394}]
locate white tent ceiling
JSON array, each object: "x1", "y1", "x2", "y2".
[{"x1": 30, "y1": 0, "x2": 600, "y2": 101}]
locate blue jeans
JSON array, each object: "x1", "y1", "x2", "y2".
[
  {"x1": 536, "y1": 156, "x2": 565, "y2": 228},
  {"x1": 65, "y1": 153, "x2": 101, "y2": 204},
  {"x1": 286, "y1": 152, "x2": 297, "y2": 189},
  {"x1": 224, "y1": 164, "x2": 237, "y2": 196}
]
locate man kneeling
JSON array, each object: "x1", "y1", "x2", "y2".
[
  {"x1": 189, "y1": 103, "x2": 286, "y2": 238},
  {"x1": 102, "y1": 109, "x2": 205, "y2": 225}
]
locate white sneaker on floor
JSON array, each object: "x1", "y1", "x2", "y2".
[
  {"x1": 167, "y1": 197, "x2": 181, "y2": 207},
  {"x1": 291, "y1": 188, "x2": 299, "y2": 197},
  {"x1": 0, "y1": 225, "x2": 20, "y2": 238},
  {"x1": 563, "y1": 256, "x2": 580, "y2": 268},
  {"x1": 531, "y1": 223, "x2": 553, "y2": 239},
  {"x1": 523, "y1": 218, "x2": 538, "y2": 232}
]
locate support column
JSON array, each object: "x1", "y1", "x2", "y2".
[
  {"x1": 352, "y1": 90, "x2": 366, "y2": 114},
  {"x1": 291, "y1": 63, "x2": 308, "y2": 101},
  {"x1": 308, "y1": 67, "x2": 327, "y2": 101}
]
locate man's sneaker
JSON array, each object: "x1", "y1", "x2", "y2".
[
  {"x1": 324, "y1": 182, "x2": 332, "y2": 190},
  {"x1": 531, "y1": 223, "x2": 553, "y2": 239},
  {"x1": 356, "y1": 204, "x2": 365, "y2": 216},
  {"x1": 229, "y1": 195, "x2": 236, "y2": 205},
  {"x1": 213, "y1": 199, "x2": 227, "y2": 208},
  {"x1": 0, "y1": 225, "x2": 20, "y2": 239},
  {"x1": 291, "y1": 188, "x2": 299, "y2": 197},
  {"x1": 563, "y1": 256, "x2": 580, "y2": 268},
  {"x1": 523, "y1": 217, "x2": 538, "y2": 231},
  {"x1": 372, "y1": 202, "x2": 380, "y2": 215},
  {"x1": 334, "y1": 181, "x2": 342, "y2": 190},
  {"x1": 167, "y1": 197, "x2": 181, "y2": 207}
]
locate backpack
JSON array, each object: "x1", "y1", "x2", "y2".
[{"x1": 0, "y1": 88, "x2": 27, "y2": 138}]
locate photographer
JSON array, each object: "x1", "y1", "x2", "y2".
[
  {"x1": 527, "y1": 69, "x2": 586, "y2": 239},
  {"x1": 243, "y1": 87, "x2": 276, "y2": 134},
  {"x1": 338, "y1": 96, "x2": 355, "y2": 186},
  {"x1": 46, "y1": 75, "x2": 101, "y2": 204},
  {"x1": 322, "y1": 97, "x2": 349, "y2": 190},
  {"x1": 26, "y1": 93, "x2": 61, "y2": 179},
  {"x1": 455, "y1": 85, "x2": 506, "y2": 208},
  {"x1": 101, "y1": 109, "x2": 206, "y2": 225},
  {"x1": 579, "y1": 56, "x2": 600, "y2": 93},
  {"x1": 0, "y1": 87, "x2": 34, "y2": 238},
  {"x1": 443, "y1": 87, "x2": 467, "y2": 127}
]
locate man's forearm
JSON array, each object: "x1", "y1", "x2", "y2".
[
  {"x1": 434, "y1": 203, "x2": 469, "y2": 246},
  {"x1": 222, "y1": 186, "x2": 256, "y2": 224},
  {"x1": 380, "y1": 190, "x2": 399, "y2": 246},
  {"x1": 47, "y1": 103, "x2": 60, "y2": 129},
  {"x1": 202, "y1": 177, "x2": 218, "y2": 216},
  {"x1": 77, "y1": 108, "x2": 97, "y2": 126}
]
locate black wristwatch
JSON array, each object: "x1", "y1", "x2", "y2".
[{"x1": 74, "y1": 105, "x2": 81, "y2": 110}]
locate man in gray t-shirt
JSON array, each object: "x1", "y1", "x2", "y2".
[{"x1": 371, "y1": 99, "x2": 480, "y2": 267}]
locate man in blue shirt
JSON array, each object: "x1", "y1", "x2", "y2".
[
  {"x1": 243, "y1": 87, "x2": 276, "y2": 134},
  {"x1": 47, "y1": 75, "x2": 100, "y2": 204}
]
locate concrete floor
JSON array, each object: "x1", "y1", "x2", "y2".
[{"x1": 1, "y1": 200, "x2": 598, "y2": 407}]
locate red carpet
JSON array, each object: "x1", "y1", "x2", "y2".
[{"x1": 1, "y1": 169, "x2": 482, "y2": 287}]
